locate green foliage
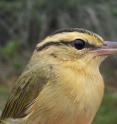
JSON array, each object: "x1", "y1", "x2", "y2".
[
  {"x1": 0, "y1": 41, "x2": 21, "y2": 58},
  {"x1": 0, "y1": 87, "x2": 9, "y2": 98},
  {"x1": 0, "y1": 86, "x2": 9, "y2": 110},
  {"x1": 111, "y1": 8, "x2": 117, "y2": 17},
  {"x1": 36, "y1": 0, "x2": 112, "y2": 10},
  {"x1": 13, "y1": 63, "x2": 23, "y2": 71},
  {"x1": 94, "y1": 92, "x2": 117, "y2": 124}
]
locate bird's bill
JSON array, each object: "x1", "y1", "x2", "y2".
[{"x1": 95, "y1": 41, "x2": 117, "y2": 56}]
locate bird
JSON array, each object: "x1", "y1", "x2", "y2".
[{"x1": 0, "y1": 28, "x2": 117, "y2": 124}]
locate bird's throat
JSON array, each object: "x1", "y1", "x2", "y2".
[{"x1": 57, "y1": 62, "x2": 104, "y2": 124}]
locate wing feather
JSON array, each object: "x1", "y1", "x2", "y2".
[{"x1": 1, "y1": 69, "x2": 48, "y2": 119}]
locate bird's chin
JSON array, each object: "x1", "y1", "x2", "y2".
[
  {"x1": 90, "y1": 55, "x2": 107, "y2": 67},
  {"x1": 91, "y1": 51, "x2": 110, "y2": 66}
]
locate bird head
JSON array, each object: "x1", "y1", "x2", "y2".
[{"x1": 34, "y1": 28, "x2": 117, "y2": 70}]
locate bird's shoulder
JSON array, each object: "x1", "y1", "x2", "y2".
[{"x1": 0, "y1": 63, "x2": 55, "y2": 120}]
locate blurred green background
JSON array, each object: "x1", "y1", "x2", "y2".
[{"x1": 0, "y1": 0, "x2": 117, "y2": 124}]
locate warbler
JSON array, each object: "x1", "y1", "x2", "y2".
[{"x1": 0, "y1": 28, "x2": 117, "y2": 124}]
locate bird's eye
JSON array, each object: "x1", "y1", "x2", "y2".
[{"x1": 73, "y1": 39, "x2": 85, "y2": 50}]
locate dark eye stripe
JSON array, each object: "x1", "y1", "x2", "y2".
[
  {"x1": 36, "y1": 40, "x2": 96, "y2": 51},
  {"x1": 36, "y1": 42, "x2": 63, "y2": 51}
]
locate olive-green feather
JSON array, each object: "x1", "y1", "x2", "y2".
[{"x1": 0, "y1": 65, "x2": 51, "y2": 120}]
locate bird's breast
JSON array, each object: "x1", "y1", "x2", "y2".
[
  {"x1": 26, "y1": 64, "x2": 104, "y2": 124},
  {"x1": 54, "y1": 64, "x2": 104, "y2": 124}
]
